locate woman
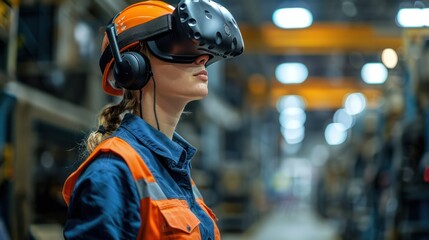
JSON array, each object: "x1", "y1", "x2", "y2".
[{"x1": 62, "y1": 0, "x2": 243, "y2": 239}]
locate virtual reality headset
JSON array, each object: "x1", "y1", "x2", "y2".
[{"x1": 99, "y1": 0, "x2": 244, "y2": 74}]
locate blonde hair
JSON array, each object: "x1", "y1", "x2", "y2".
[{"x1": 85, "y1": 91, "x2": 139, "y2": 153}]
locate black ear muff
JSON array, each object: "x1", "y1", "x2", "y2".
[
  {"x1": 106, "y1": 23, "x2": 152, "y2": 90},
  {"x1": 113, "y1": 51, "x2": 151, "y2": 90}
]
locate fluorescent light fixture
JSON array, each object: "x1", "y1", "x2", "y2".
[
  {"x1": 344, "y1": 93, "x2": 366, "y2": 115},
  {"x1": 275, "y1": 63, "x2": 309, "y2": 84},
  {"x1": 283, "y1": 119, "x2": 303, "y2": 130},
  {"x1": 281, "y1": 126, "x2": 305, "y2": 144},
  {"x1": 396, "y1": 8, "x2": 429, "y2": 27},
  {"x1": 282, "y1": 107, "x2": 306, "y2": 118},
  {"x1": 276, "y1": 95, "x2": 306, "y2": 112},
  {"x1": 279, "y1": 107, "x2": 306, "y2": 128},
  {"x1": 325, "y1": 123, "x2": 348, "y2": 146},
  {"x1": 273, "y1": 8, "x2": 313, "y2": 29},
  {"x1": 361, "y1": 63, "x2": 388, "y2": 84},
  {"x1": 381, "y1": 48, "x2": 398, "y2": 69}
]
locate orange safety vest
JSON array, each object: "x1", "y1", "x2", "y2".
[{"x1": 63, "y1": 137, "x2": 221, "y2": 240}]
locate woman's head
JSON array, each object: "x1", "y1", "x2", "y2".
[
  {"x1": 99, "y1": 0, "x2": 244, "y2": 96},
  {"x1": 85, "y1": 0, "x2": 244, "y2": 152}
]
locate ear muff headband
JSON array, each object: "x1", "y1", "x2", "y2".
[{"x1": 99, "y1": 14, "x2": 173, "y2": 75}]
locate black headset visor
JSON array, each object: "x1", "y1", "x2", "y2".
[{"x1": 99, "y1": 0, "x2": 244, "y2": 73}]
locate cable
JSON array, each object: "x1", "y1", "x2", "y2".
[
  {"x1": 138, "y1": 73, "x2": 160, "y2": 131},
  {"x1": 139, "y1": 89, "x2": 143, "y2": 119},
  {"x1": 152, "y1": 73, "x2": 161, "y2": 131}
]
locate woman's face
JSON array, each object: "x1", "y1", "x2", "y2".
[{"x1": 148, "y1": 54, "x2": 211, "y2": 103}]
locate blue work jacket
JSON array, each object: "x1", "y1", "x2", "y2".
[{"x1": 63, "y1": 113, "x2": 216, "y2": 239}]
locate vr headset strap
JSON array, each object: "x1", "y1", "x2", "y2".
[{"x1": 99, "y1": 14, "x2": 173, "y2": 73}]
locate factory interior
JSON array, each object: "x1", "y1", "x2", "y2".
[{"x1": 1, "y1": 0, "x2": 429, "y2": 239}]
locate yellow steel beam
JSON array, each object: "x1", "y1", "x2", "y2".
[
  {"x1": 269, "y1": 77, "x2": 382, "y2": 110},
  {"x1": 240, "y1": 23, "x2": 403, "y2": 54}
]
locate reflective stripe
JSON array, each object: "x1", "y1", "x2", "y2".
[
  {"x1": 136, "y1": 179, "x2": 167, "y2": 200},
  {"x1": 193, "y1": 185, "x2": 203, "y2": 199},
  {"x1": 136, "y1": 179, "x2": 202, "y2": 200}
]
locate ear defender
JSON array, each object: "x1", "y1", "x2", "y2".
[{"x1": 106, "y1": 23, "x2": 152, "y2": 90}]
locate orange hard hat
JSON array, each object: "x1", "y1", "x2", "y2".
[{"x1": 101, "y1": 1, "x2": 174, "y2": 96}]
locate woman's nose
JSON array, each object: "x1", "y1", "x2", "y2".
[{"x1": 194, "y1": 55, "x2": 210, "y2": 65}]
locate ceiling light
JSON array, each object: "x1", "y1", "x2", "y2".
[
  {"x1": 273, "y1": 8, "x2": 313, "y2": 29},
  {"x1": 281, "y1": 126, "x2": 305, "y2": 144},
  {"x1": 282, "y1": 119, "x2": 303, "y2": 130},
  {"x1": 396, "y1": 8, "x2": 429, "y2": 27},
  {"x1": 279, "y1": 107, "x2": 306, "y2": 128},
  {"x1": 275, "y1": 63, "x2": 309, "y2": 84},
  {"x1": 344, "y1": 93, "x2": 366, "y2": 115},
  {"x1": 381, "y1": 48, "x2": 398, "y2": 69},
  {"x1": 276, "y1": 95, "x2": 306, "y2": 112},
  {"x1": 325, "y1": 123, "x2": 348, "y2": 146},
  {"x1": 361, "y1": 63, "x2": 388, "y2": 84}
]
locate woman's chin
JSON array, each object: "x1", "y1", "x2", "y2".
[{"x1": 191, "y1": 90, "x2": 209, "y2": 101}]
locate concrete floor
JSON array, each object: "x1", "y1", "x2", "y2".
[{"x1": 222, "y1": 202, "x2": 340, "y2": 240}]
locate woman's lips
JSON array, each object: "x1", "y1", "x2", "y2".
[{"x1": 193, "y1": 70, "x2": 208, "y2": 81}]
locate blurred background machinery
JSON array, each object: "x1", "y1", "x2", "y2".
[{"x1": 1, "y1": 0, "x2": 429, "y2": 239}]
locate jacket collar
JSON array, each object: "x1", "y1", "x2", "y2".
[{"x1": 119, "y1": 113, "x2": 196, "y2": 166}]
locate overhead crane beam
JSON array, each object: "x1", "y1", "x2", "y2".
[
  {"x1": 240, "y1": 23, "x2": 403, "y2": 54},
  {"x1": 246, "y1": 74, "x2": 382, "y2": 111},
  {"x1": 270, "y1": 77, "x2": 382, "y2": 110}
]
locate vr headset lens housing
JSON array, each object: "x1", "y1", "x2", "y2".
[
  {"x1": 147, "y1": 0, "x2": 244, "y2": 65},
  {"x1": 147, "y1": 33, "x2": 204, "y2": 64}
]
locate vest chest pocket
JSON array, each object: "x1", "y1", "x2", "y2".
[{"x1": 157, "y1": 199, "x2": 201, "y2": 240}]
